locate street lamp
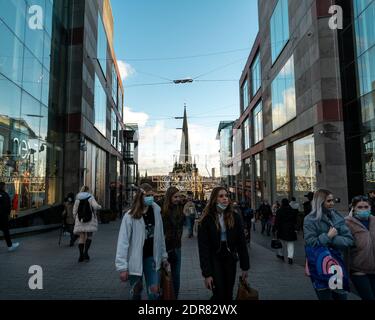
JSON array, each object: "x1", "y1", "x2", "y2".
[{"x1": 173, "y1": 78, "x2": 193, "y2": 84}]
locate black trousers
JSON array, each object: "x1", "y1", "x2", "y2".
[
  {"x1": 211, "y1": 245, "x2": 237, "y2": 301},
  {"x1": 0, "y1": 223, "x2": 12, "y2": 247}
]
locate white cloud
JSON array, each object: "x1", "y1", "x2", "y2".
[
  {"x1": 117, "y1": 60, "x2": 135, "y2": 81},
  {"x1": 124, "y1": 107, "x2": 149, "y2": 127}
]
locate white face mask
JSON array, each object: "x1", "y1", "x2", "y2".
[{"x1": 217, "y1": 203, "x2": 228, "y2": 211}]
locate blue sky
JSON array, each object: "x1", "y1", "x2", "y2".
[{"x1": 111, "y1": 0, "x2": 259, "y2": 176}]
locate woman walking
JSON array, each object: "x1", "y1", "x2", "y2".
[
  {"x1": 116, "y1": 183, "x2": 169, "y2": 300},
  {"x1": 162, "y1": 187, "x2": 185, "y2": 299},
  {"x1": 73, "y1": 186, "x2": 101, "y2": 262},
  {"x1": 198, "y1": 187, "x2": 250, "y2": 301},
  {"x1": 345, "y1": 196, "x2": 375, "y2": 300},
  {"x1": 274, "y1": 198, "x2": 297, "y2": 264},
  {"x1": 304, "y1": 189, "x2": 354, "y2": 300}
]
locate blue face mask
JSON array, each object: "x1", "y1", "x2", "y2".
[
  {"x1": 144, "y1": 196, "x2": 154, "y2": 206},
  {"x1": 217, "y1": 203, "x2": 228, "y2": 211},
  {"x1": 356, "y1": 210, "x2": 371, "y2": 220}
]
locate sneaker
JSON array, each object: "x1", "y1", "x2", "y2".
[
  {"x1": 8, "y1": 243, "x2": 20, "y2": 252},
  {"x1": 288, "y1": 258, "x2": 293, "y2": 265}
]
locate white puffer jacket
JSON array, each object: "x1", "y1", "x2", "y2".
[
  {"x1": 73, "y1": 192, "x2": 102, "y2": 234},
  {"x1": 115, "y1": 202, "x2": 168, "y2": 276}
]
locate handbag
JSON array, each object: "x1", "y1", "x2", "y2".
[
  {"x1": 236, "y1": 276, "x2": 259, "y2": 300},
  {"x1": 271, "y1": 239, "x2": 282, "y2": 249},
  {"x1": 305, "y1": 245, "x2": 350, "y2": 291},
  {"x1": 160, "y1": 267, "x2": 175, "y2": 300}
]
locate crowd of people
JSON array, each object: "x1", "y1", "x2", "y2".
[{"x1": 1, "y1": 180, "x2": 375, "y2": 301}]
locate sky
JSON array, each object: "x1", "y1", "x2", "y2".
[{"x1": 111, "y1": 0, "x2": 259, "y2": 176}]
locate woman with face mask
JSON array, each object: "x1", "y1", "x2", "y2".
[
  {"x1": 304, "y1": 189, "x2": 354, "y2": 300},
  {"x1": 115, "y1": 183, "x2": 169, "y2": 300},
  {"x1": 162, "y1": 187, "x2": 185, "y2": 299},
  {"x1": 198, "y1": 187, "x2": 250, "y2": 301},
  {"x1": 345, "y1": 196, "x2": 375, "y2": 300}
]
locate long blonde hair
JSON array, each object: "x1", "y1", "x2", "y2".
[
  {"x1": 199, "y1": 187, "x2": 235, "y2": 229},
  {"x1": 311, "y1": 189, "x2": 332, "y2": 221},
  {"x1": 130, "y1": 183, "x2": 153, "y2": 219}
]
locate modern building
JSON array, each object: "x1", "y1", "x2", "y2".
[
  {"x1": 0, "y1": 0, "x2": 126, "y2": 232},
  {"x1": 234, "y1": 0, "x2": 374, "y2": 210}
]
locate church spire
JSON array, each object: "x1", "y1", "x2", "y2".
[{"x1": 179, "y1": 104, "x2": 191, "y2": 164}]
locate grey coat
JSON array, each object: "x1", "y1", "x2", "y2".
[{"x1": 304, "y1": 209, "x2": 354, "y2": 251}]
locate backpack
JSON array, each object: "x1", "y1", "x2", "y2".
[{"x1": 77, "y1": 197, "x2": 93, "y2": 223}]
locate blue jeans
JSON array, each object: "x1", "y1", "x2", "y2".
[
  {"x1": 315, "y1": 289, "x2": 347, "y2": 300},
  {"x1": 129, "y1": 256, "x2": 161, "y2": 300},
  {"x1": 168, "y1": 248, "x2": 182, "y2": 299},
  {"x1": 351, "y1": 274, "x2": 375, "y2": 300}
]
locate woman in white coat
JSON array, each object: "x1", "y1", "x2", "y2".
[
  {"x1": 73, "y1": 186, "x2": 102, "y2": 262},
  {"x1": 116, "y1": 183, "x2": 170, "y2": 300}
]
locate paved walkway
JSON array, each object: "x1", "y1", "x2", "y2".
[{"x1": 0, "y1": 219, "x2": 358, "y2": 300}]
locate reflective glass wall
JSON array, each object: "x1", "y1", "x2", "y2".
[
  {"x1": 0, "y1": 0, "x2": 62, "y2": 218},
  {"x1": 354, "y1": 0, "x2": 375, "y2": 190}
]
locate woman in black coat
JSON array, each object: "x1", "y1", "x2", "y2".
[
  {"x1": 198, "y1": 187, "x2": 250, "y2": 301},
  {"x1": 274, "y1": 198, "x2": 297, "y2": 264}
]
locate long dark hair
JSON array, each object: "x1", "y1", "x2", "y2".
[
  {"x1": 199, "y1": 187, "x2": 235, "y2": 229},
  {"x1": 130, "y1": 183, "x2": 153, "y2": 220},
  {"x1": 162, "y1": 187, "x2": 181, "y2": 217}
]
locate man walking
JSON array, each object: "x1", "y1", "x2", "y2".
[
  {"x1": 184, "y1": 192, "x2": 197, "y2": 238},
  {"x1": 0, "y1": 182, "x2": 19, "y2": 252}
]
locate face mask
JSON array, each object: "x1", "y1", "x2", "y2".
[
  {"x1": 144, "y1": 196, "x2": 154, "y2": 206},
  {"x1": 217, "y1": 203, "x2": 228, "y2": 211},
  {"x1": 356, "y1": 210, "x2": 371, "y2": 219}
]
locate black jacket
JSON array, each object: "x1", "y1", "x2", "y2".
[
  {"x1": 258, "y1": 203, "x2": 272, "y2": 220},
  {"x1": 275, "y1": 206, "x2": 298, "y2": 241},
  {"x1": 0, "y1": 190, "x2": 11, "y2": 226},
  {"x1": 198, "y1": 211, "x2": 250, "y2": 278}
]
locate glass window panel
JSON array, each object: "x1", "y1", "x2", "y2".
[
  {"x1": 242, "y1": 79, "x2": 249, "y2": 109},
  {"x1": 41, "y1": 68, "x2": 50, "y2": 107},
  {"x1": 270, "y1": 0, "x2": 290, "y2": 63},
  {"x1": 0, "y1": 74, "x2": 22, "y2": 120},
  {"x1": 40, "y1": 105, "x2": 48, "y2": 141},
  {"x1": 94, "y1": 74, "x2": 107, "y2": 137},
  {"x1": 251, "y1": 53, "x2": 261, "y2": 97},
  {"x1": 243, "y1": 118, "x2": 250, "y2": 150},
  {"x1": 43, "y1": 33, "x2": 51, "y2": 71},
  {"x1": 20, "y1": 91, "x2": 41, "y2": 140},
  {"x1": 24, "y1": 0, "x2": 45, "y2": 64},
  {"x1": 97, "y1": 14, "x2": 107, "y2": 78},
  {"x1": 293, "y1": 135, "x2": 316, "y2": 205},
  {"x1": 253, "y1": 101, "x2": 263, "y2": 144},
  {"x1": 0, "y1": 21, "x2": 24, "y2": 86},
  {"x1": 0, "y1": 0, "x2": 26, "y2": 41},
  {"x1": 275, "y1": 145, "x2": 289, "y2": 199},
  {"x1": 22, "y1": 48, "x2": 43, "y2": 101},
  {"x1": 272, "y1": 55, "x2": 296, "y2": 130}
]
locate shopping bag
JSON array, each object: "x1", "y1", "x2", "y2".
[
  {"x1": 305, "y1": 246, "x2": 350, "y2": 291},
  {"x1": 271, "y1": 239, "x2": 282, "y2": 249},
  {"x1": 160, "y1": 267, "x2": 175, "y2": 300},
  {"x1": 236, "y1": 276, "x2": 259, "y2": 300}
]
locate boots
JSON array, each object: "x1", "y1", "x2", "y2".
[
  {"x1": 84, "y1": 239, "x2": 92, "y2": 261},
  {"x1": 78, "y1": 243, "x2": 85, "y2": 262}
]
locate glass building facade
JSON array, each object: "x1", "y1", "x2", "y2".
[
  {"x1": 354, "y1": 0, "x2": 375, "y2": 190},
  {"x1": 253, "y1": 101, "x2": 263, "y2": 145},
  {"x1": 0, "y1": 0, "x2": 63, "y2": 218}
]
